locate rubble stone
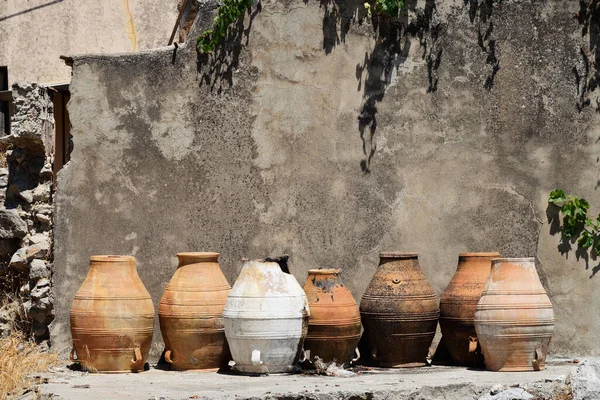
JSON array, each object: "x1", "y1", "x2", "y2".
[
  {"x1": 28, "y1": 259, "x2": 49, "y2": 280},
  {"x1": 0, "y1": 208, "x2": 28, "y2": 239},
  {"x1": 478, "y1": 388, "x2": 534, "y2": 400},
  {"x1": 568, "y1": 360, "x2": 600, "y2": 400},
  {"x1": 0, "y1": 168, "x2": 8, "y2": 187}
]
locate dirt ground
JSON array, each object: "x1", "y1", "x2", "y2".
[{"x1": 35, "y1": 359, "x2": 581, "y2": 400}]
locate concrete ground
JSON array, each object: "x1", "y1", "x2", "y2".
[{"x1": 39, "y1": 359, "x2": 579, "y2": 400}]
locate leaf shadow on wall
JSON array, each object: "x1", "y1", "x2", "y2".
[
  {"x1": 467, "y1": 0, "x2": 500, "y2": 91},
  {"x1": 546, "y1": 203, "x2": 600, "y2": 278},
  {"x1": 573, "y1": 0, "x2": 600, "y2": 112},
  {"x1": 196, "y1": 2, "x2": 262, "y2": 94},
  {"x1": 357, "y1": 0, "x2": 443, "y2": 173},
  {"x1": 320, "y1": 0, "x2": 444, "y2": 173}
]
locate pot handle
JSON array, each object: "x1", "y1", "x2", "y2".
[
  {"x1": 70, "y1": 344, "x2": 90, "y2": 361},
  {"x1": 164, "y1": 349, "x2": 173, "y2": 364},
  {"x1": 351, "y1": 347, "x2": 361, "y2": 363},
  {"x1": 299, "y1": 349, "x2": 309, "y2": 363},
  {"x1": 532, "y1": 346, "x2": 543, "y2": 371},
  {"x1": 468, "y1": 336, "x2": 479, "y2": 353},
  {"x1": 130, "y1": 345, "x2": 144, "y2": 371},
  {"x1": 251, "y1": 349, "x2": 262, "y2": 365}
]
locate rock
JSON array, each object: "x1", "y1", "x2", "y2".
[
  {"x1": 29, "y1": 259, "x2": 49, "y2": 280},
  {"x1": 31, "y1": 203, "x2": 52, "y2": 214},
  {"x1": 39, "y1": 164, "x2": 53, "y2": 181},
  {"x1": 490, "y1": 384, "x2": 504, "y2": 395},
  {"x1": 8, "y1": 240, "x2": 50, "y2": 270},
  {"x1": 17, "y1": 189, "x2": 34, "y2": 204},
  {"x1": 34, "y1": 277, "x2": 51, "y2": 288},
  {"x1": 19, "y1": 282, "x2": 31, "y2": 297},
  {"x1": 568, "y1": 360, "x2": 600, "y2": 400},
  {"x1": 479, "y1": 388, "x2": 533, "y2": 400},
  {"x1": 9, "y1": 247, "x2": 28, "y2": 269},
  {"x1": 29, "y1": 232, "x2": 48, "y2": 245},
  {"x1": 0, "y1": 168, "x2": 8, "y2": 187},
  {"x1": 0, "y1": 208, "x2": 28, "y2": 239},
  {"x1": 32, "y1": 182, "x2": 51, "y2": 202},
  {"x1": 38, "y1": 340, "x2": 50, "y2": 352},
  {"x1": 36, "y1": 213, "x2": 51, "y2": 224}
]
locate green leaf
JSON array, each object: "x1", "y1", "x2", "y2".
[
  {"x1": 578, "y1": 231, "x2": 594, "y2": 248},
  {"x1": 549, "y1": 189, "x2": 566, "y2": 204},
  {"x1": 594, "y1": 240, "x2": 600, "y2": 255}
]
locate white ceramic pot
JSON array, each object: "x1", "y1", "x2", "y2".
[{"x1": 224, "y1": 259, "x2": 309, "y2": 374}]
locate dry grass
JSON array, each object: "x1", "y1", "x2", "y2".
[
  {"x1": 0, "y1": 332, "x2": 59, "y2": 400},
  {"x1": 0, "y1": 142, "x2": 8, "y2": 168}
]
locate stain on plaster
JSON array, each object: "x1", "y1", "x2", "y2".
[{"x1": 122, "y1": 0, "x2": 138, "y2": 51}]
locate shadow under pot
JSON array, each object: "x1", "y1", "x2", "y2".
[
  {"x1": 302, "y1": 269, "x2": 361, "y2": 366},
  {"x1": 474, "y1": 257, "x2": 555, "y2": 371},
  {"x1": 360, "y1": 252, "x2": 439, "y2": 367},
  {"x1": 70, "y1": 255, "x2": 154, "y2": 373},
  {"x1": 439, "y1": 252, "x2": 499, "y2": 368},
  {"x1": 158, "y1": 252, "x2": 231, "y2": 371}
]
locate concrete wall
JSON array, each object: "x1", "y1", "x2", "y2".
[
  {"x1": 0, "y1": 0, "x2": 179, "y2": 85},
  {"x1": 52, "y1": 0, "x2": 600, "y2": 359}
]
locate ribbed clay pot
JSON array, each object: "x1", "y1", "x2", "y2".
[
  {"x1": 439, "y1": 252, "x2": 499, "y2": 367},
  {"x1": 224, "y1": 258, "x2": 310, "y2": 374},
  {"x1": 360, "y1": 253, "x2": 439, "y2": 367},
  {"x1": 302, "y1": 269, "x2": 361, "y2": 365},
  {"x1": 159, "y1": 252, "x2": 231, "y2": 371},
  {"x1": 474, "y1": 258, "x2": 555, "y2": 371},
  {"x1": 70, "y1": 255, "x2": 154, "y2": 373}
]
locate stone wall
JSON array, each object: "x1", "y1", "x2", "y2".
[
  {"x1": 0, "y1": 83, "x2": 55, "y2": 347},
  {"x1": 52, "y1": 0, "x2": 600, "y2": 359}
]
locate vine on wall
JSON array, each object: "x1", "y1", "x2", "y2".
[{"x1": 197, "y1": 0, "x2": 254, "y2": 54}]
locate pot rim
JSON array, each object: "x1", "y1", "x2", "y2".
[
  {"x1": 379, "y1": 252, "x2": 418, "y2": 258},
  {"x1": 177, "y1": 252, "x2": 220, "y2": 260},
  {"x1": 90, "y1": 255, "x2": 135, "y2": 262},
  {"x1": 308, "y1": 268, "x2": 341, "y2": 275},
  {"x1": 459, "y1": 252, "x2": 501, "y2": 257},
  {"x1": 491, "y1": 257, "x2": 535, "y2": 263}
]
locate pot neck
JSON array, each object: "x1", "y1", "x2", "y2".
[
  {"x1": 177, "y1": 252, "x2": 219, "y2": 267},
  {"x1": 89, "y1": 255, "x2": 136, "y2": 276},
  {"x1": 490, "y1": 257, "x2": 538, "y2": 277},
  {"x1": 458, "y1": 252, "x2": 500, "y2": 260}
]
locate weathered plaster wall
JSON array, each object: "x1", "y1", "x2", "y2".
[
  {"x1": 0, "y1": 0, "x2": 178, "y2": 85},
  {"x1": 52, "y1": 0, "x2": 600, "y2": 359}
]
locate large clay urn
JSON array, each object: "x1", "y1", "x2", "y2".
[
  {"x1": 302, "y1": 269, "x2": 361, "y2": 365},
  {"x1": 474, "y1": 258, "x2": 555, "y2": 371},
  {"x1": 224, "y1": 258, "x2": 309, "y2": 374},
  {"x1": 158, "y1": 252, "x2": 231, "y2": 371},
  {"x1": 439, "y1": 252, "x2": 499, "y2": 367},
  {"x1": 70, "y1": 255, "x2": 154, "y2": 373},
  {"x1": 360, "y1": 253, "x2": 439, "y2": 367}
]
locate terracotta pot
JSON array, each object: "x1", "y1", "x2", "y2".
[
  {"x1": 439, "y1": 252, "x2": 499, "y2": 367},
  {"x1": 474, "y1": 257, "x2": 555, "y2": 371},
  {"x1": 70, "y1": 255, "x2": 154, "y2": 373},
  {"x1": 302, "y1": 269, "x2": 361, "y2": 365},
  {"x1": 360, "y1": 253, "x2": 439, "y2": 367},
  {"x1": 158, "y1": 252, "x2": 231, "y2": 371},
  {"x1": 224, "y1": 258, "x2": 309, "y2": 374}
]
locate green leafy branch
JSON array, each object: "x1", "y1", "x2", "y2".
[
  {"x1": 548, "y1": 189, "x2": 600, "y2": 254},
  {"x1": 197, "y1": 0, "x2": 254, "y2": 54},
  {"x1": 364, "y1": 0, "x2": 404, "y2": 18}
]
